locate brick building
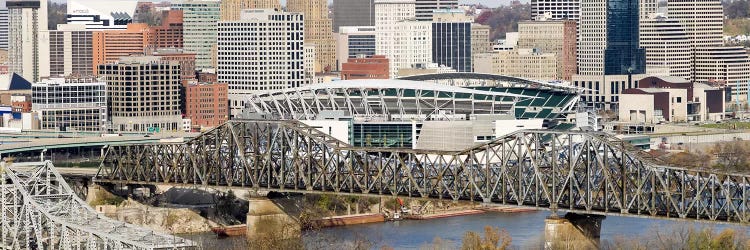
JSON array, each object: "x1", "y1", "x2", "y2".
[
  {"x1": 146, "y1": 48, "x2": 196, "y2": 85},
  {"x1": 186, "y1": 82, "x2": 228, "y2": 131},
  {"x1": 150, "y1": 10, "x2": 184, "y2": 49},
  {"x1": 197, "y1": 71, "x2": 217, "y2": 83},
  {"x1": 341, "y1": 55, "x2": 389, "y2": 80},
  {"x1": 92, "y1": 23, "x2": 152, "y2": 73}
]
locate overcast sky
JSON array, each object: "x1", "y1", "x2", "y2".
[{"x1": 48, "y1": 0, "x2": 529, "y2": 8}]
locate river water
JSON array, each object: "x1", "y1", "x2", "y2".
[{"x1": 181, "y1": 210, "x2": 741, "y2": 249}]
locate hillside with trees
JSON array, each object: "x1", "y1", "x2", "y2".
[
  {"x1": 724, "y1": 0, "x2": 750, "y2": 36},
  {"x1": 474, "y1": 2, "x2": 531, "y2": 41}
]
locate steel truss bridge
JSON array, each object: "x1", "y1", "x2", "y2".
[
  {"x1": 1, "y1": 161, "x2": 195, "y2": 249},
  {"x1": 97, "y1": 120, "x2": 750, "y2": 224}
]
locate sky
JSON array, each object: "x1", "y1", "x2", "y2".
[{"x1": 48, "y1": 0, "x2": 529, "y2": 8}]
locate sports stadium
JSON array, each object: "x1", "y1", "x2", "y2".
[{"x1": 242, "y1": 73, "x2": 581, "y2": 151}]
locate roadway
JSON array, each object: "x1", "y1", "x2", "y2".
[
  {"x1": 0, "y1": 132, "x2": 199, "y2": 155},
  {"x1": 8, "y1": 165, "x2": 99, "y2": 178}
]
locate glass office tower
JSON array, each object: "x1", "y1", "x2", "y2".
[{"x1": 604, "y1": 0, "x2": 646, "y2": 75}]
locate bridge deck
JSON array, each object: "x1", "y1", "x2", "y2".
[{"x1": 96, "y1": 120, "x2": 750, "y2": 225}]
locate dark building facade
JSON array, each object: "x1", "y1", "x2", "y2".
[
  {"x1": 348, "y1": 34, "x2": 375, "y2": 58},
  {"x1": 332, "y1": 0, "x2": 373, "y2": 32},
  {"x1": 432, "y1": 22, "x2": 471, "y2": 72},
  {"x1": 603, "y1": 0, "x2": 645, "y2": 75}
]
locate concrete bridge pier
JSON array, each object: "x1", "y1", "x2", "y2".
[
  {"x1": 544, "y1": 212, "x2": 605, "y2": 250},
  {"x1": 246, "y1": 197, "x2": 300, "y2": 243}
]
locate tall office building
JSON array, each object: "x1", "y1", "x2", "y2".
[
  {"x1": 0, "y1": 2, "x2": 8, "y2": 51},
  {"x1": 39, "y1": 24, "x2": 94, "y2": 78},
  {"x1": 66, "y1": 0, "x2": 137, "y2": 30},
  {"x1": 7, "y1": 0, "x2": 47, "y2": 83},
  {"x1": 577, "y1": 0, "x2": 605, "y2": 75},
  {"x1": 415, "y1": 0, "x2": 457, "y2": 21},
  {"x1": 99, "y1": 56, "x2": 183, "y2": 132},
  {"x1": 288, "y1": 0, "x2": 337, "y2": 72},
  {"x1": 666, "y1": 0, "x2": 747, "y2": 95},
  {"x1": 172, "y1": 0, "x2": 221, "y2": 70},
  {"x1": 639, "y1": 14, "x2": 692, "y2": 81},
  {"x1": 578, "y1": 0, "x2": 645, "y2": 75},
  {"x1": 220, "y1": 0, "x2": 281, "y2": 21},
  {"x1": 375, "y1": 0, "x2": 432, "y2": 78},
  {"x1": 640, "y1": 0, "x2": 657, "y2": 19},
  {"x1": 667, "y1": 0, "x2": 723, "y2": 48},
  {"x1": 335, "y1": 26, "x2": 376, "y2": 70},
  {"x1": 217, "y1": 9, "x2": 305, "y2": 116},
  {"x1": 431, "y1": 10, "x2": 472, "y2": 72},
  {"x1": 603, "y1": 0, "x2": 645, "y2": 75},
  {"x1": 332, "y1": 0, "x2": 374, "y2": 32}
]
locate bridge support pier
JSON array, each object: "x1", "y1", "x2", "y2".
[
  {"x1": 544, "y1": 212, "x2": 605, "y2": 250},
  {"x1": 246, "y1": 197, "x2": 300, "y2": 243}
]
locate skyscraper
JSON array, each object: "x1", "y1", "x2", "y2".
[
  {"x1": 578, "y1": 0, "x2": 645, "y2": 75},
  {"x1": 220, "y1": 0, "x2": 281, "y2": 21},
  {"x1": 288, "y1": 0, "x2": 337, "y2": 72},
  {"x1": 39, "y1": 24, "x2": 94, "y2": 78},
  {"x1": 7, "y1": 0, "x2": 47, "y2": 82},
  {"x1": 577, "y1": 0, "x2": 606, "y2": 75},
  {"x1": 332, "y1": 0, "x2": 374, "y2": 32},
  {"x1": 667, "y1": 0, "x2": 723, "y2": 48},
  {"x1": 639, "y1": 14, "x2": 692, "y2": 80},
  {"x1": 415, "y1": 0, "x2": 457, "y2": 21},
  {"x1": 217, "y1": 9, "x2": 305, "y2": 116},
  {"x1": 603, "y1": 0, "x2": 645, "y2": 75},
  {"x1": 171, "y1": 0, "x2": 221, "y2": 70},
  {"x1": 0, "y1": 1, "x2": 8, "y2": 51}
]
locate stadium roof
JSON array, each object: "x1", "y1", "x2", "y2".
[
  {"x1": 253, "y1": 80, "x2": 535, "y2": 99},
  {"x1": 244, "y1": 79, "x2": 579, "y2": 122}
]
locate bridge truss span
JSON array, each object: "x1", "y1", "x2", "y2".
[
  {"x1": 97, "y1": 120, "x2": 750, "y2": 224},
  {"x1": 1, "y1": 161, "x2": 196, "y2": 249}
]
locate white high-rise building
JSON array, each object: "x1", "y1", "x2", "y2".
[
  {"x1": 415, "y1": 0, "x2": 457, "y2": 21},
  {"x1": 375, "y1": 0, "x2": 432, "y2": 78},
  {"x1": 8, "y1": 0, "x2": 47, "y2": 82},
  {"x1": 218, "y1": 9, "x2": 305, "y2": 116},
  {"x1": 172, "y1": 0, "x2": 221, "y2": 70},
  {"x1": 667, "y1": 0, "x2": 724, "y2": 48},
  {"x1": 576, "y1": 0, "x2": 606, "y2": 75},
  {"x1": 66, "y1": 0, "x2": 137, "y2": 30},
  {"x1": 667, "y1": 0, "x2": 750, "y2": 101},
  {"x1": 639, "y1": 13, "x2": 692, "y2": 81},
  {"x1": 640, "y1": 0, "x2": 657, "y2": 19},
  {"x1": 0, "y1": 3, "x2": 8, "y2": 51}
]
